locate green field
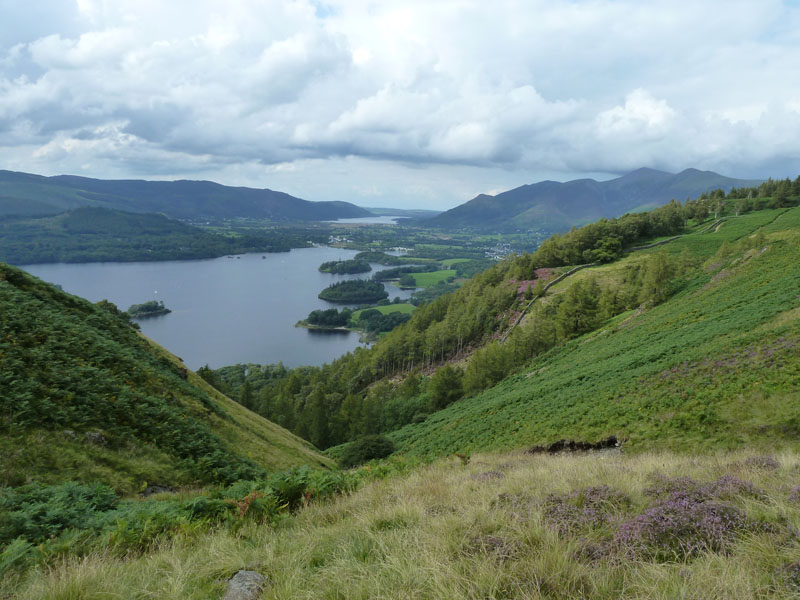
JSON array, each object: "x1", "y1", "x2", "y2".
[
  {"x1": 440, "y1": 258, "x2": 471, "y2": 266},
  {"x1": 352, "y1": 303, "x2": 417, "y2": 319},
  {"x1": 409, "y1": 269, "x2": 457, "y2": 287}
]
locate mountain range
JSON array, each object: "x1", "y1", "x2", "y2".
[
  {"x1": 0, "y1": 170, "x2": 370, "y2": 221},
  {"x1": 423, "y1": 168, "x2": 763, "y2": 231}
]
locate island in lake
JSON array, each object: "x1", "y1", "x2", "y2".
[
  {"x1": 126, "y1": 300, "x2": 171, "y2": 318},
  {"x1": 318, "y1": 279, "x2": 388, "y2": 303},
  {"x1": 318, "y1": 259, "x2": 372, "y2": 274}
]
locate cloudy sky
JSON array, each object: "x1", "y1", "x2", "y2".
[{"x1": 1, "y1": 0, "x2": 799, "y2": 209}]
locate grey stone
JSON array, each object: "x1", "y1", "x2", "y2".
[
  {"x1": 223, "y1": 570, "x2": 267, "y2": 600},
  {"x1": 83, "y1": 431, "x2": 107, "y2": 445}
]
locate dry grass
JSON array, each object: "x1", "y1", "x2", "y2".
[{"x1": 5, "y1": 449, "x2": 800, "y2": 599}]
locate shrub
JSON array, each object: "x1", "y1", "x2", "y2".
[
  {"x1": 0, "y1": 482, "x2": 117, "y2": 546},
  {"x1": 541, "y1": 485, "x2": 631, "y2": 535},
  {"x1": 644, "y1": 474, "x2": 765, "y2": 503},
  {"x1": 614, "y1": 497, "x2": 747, "y2": 560},
  {"x1": 338, "y1": 435, "x2": 396, "y2": 468}
]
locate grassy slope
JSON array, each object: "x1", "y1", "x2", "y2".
[
  {"x1": 144, "y1": 339, "x2": 333, "y2": 472},
  {"x1": 8, "y1": 449, "x2": 800, "y2": 599},
  {"x1": 0, "y1": 264, "x2": 331, "y2": 493},
  {"x1": 390, "y1": 208, "x2": 800, "y2": 456},
  {"x1": 410, "y1": 269, "x2": 457, "y2": 287}
]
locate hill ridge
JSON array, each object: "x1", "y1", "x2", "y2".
[
  {"x1": 0, "y1": 169, "x2": 370, "y2": 221},
  {"x1": 424, "y1": 168, "x2": 762, "y2": 231}
]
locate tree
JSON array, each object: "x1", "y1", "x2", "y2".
[
  {"x1": 734, "y1": 198, "x2": 750, "y2": 215},
  {"x1": 428, "y1": 365, "x2": 464, "y2": 410},
  {"x1": 398, "y1": 273, "x2": 416, "y2": 287},
  {"x1": 554, "y1": 278, "x2": 601, "y2": 340},
  {"x1": 638, "y1": 251, "x2": 676, "y2": 306},
  {"x1": 239, "y1": 380, "x2": 254, "y2": 410}
]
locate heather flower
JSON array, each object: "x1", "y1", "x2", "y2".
[
  {"x1": 741, "y1": 455, "x2": 780, "y2": 470},
  {"x1": 780, "y1": 562, "x2": 800, "y2": 591},
  {"x1": 645, "y1": 474, "x2": 764, "y2": 503},
  {"x1": 613, "y1": 497, "x2": 747, "y2": 561},
  {"x1": 789, "y1": 486, "x2": 800, "y2": 504},
  {"x1": 467, "y1": 535, "x2": 521, "y2": 560},
  {"x1": 542, "y1": 486, "x2": 631, "y2": 535},
  {"x1": 704, "y1": 475, "x2": 766, "y2": 501},
  {"x1": 644, "y1": 475, "x2": 703, "y2": 501},
  {"x1": 470, "y1": 471, "x2": 505, "y2": 482}
]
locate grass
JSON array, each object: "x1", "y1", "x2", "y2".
[
  {"x1": 390, "y1": 208, "x2": 800, "y2": 457},
  {"x1": 441, "y1": 258, "x2": 471, "y2": 266},
  {"x1": 409, "y1": 269, "x2": 457, "y2": 287},
  {"x1": 5, "y1": 449, "x2": 800, "y2": 599},
  {"x1": 352, "y1": 303, "x2": 417, "y2": 319}
]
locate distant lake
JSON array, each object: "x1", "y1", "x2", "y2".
[
  {"x1": 326, "y1": 216, "x2": 408, "y2": 225},
  {"x1": 22, "y1": 247, "x2": 414, "y2": 370}
]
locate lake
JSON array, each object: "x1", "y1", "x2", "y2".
[
  {"x1": 22, "y1": 247, "x2": 414, "y2": 370},
  {"x1": 326, "y1": 216, "x2": 409, "y2": 225}
]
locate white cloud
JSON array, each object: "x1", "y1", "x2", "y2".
[{"x1": 1, "y1": 0, "x2": 799, "y2": 207}]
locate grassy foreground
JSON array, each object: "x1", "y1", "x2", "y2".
[{"x1": 4, "y1": 449, "x2": 799, "y2": 599}]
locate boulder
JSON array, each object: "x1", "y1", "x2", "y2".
[{"x1": 223, "y1": 570, "x2": 267, "y2": 600}]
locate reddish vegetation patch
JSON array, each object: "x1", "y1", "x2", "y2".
[
  {"x1": 535, "y1": 268, "x2": 553, "y2": 281},
  {"x1": 517, "y1": 280, "x2": 536, "y2": 297}
]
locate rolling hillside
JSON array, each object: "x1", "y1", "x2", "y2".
[
  {"x1": 390, "y1": 207, "x2": 800, "y2": 455},
  {"x1": 0, "y1": 262, "x2": 332, "y2": 494},
  {"x1": 0, "y1": 169, "x2": 369, "y2": 221},
  {"x1": 423, "y1": 168, "x2": 763, "y2": 231}
]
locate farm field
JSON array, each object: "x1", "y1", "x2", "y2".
[
  {"x1": 352, "y1": 303, "x2": 417, "y2": 319},
  {"x1": 408, "y1": 268, "x2": 457, "y2": 287},
  {"x1": 440, "y1": 258, "x2": 471, "y2": 266}
]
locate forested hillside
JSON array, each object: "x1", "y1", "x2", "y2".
[
  {"x1": 0, "y1": 169, "x2": 369, "y2": 220},
  {"x1": 0, "y1": 207, "x2": 323, "y2": 264},
  {"x1": 0, "y1": 264, "x2": 331, "y2": 494},
  {"x1": 210, "y1": 177, "x2": 800, "y2": 456}
]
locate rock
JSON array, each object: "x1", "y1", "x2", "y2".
[
  {"x1": 62, "y1": 429, "x2": 77, "y2": 440},
  {"x1": 223, "y1": 570, "x2": 267, "y2": 600},
  {"x1": 84, "y1": 431, "x2": 107, "y2": 445},
  {"x1": 140, "y1": 485, "x2": 174, "y2": 497},
  {"x1": 527, "y1": 435, "x2": 619, "y2": 455}
]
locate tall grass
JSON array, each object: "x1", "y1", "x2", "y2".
[{"x1": 5, "y1": 450, "x2": 800, "y2": 599}]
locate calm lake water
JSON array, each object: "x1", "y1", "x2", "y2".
[
  {"x1": 326, "y1": 216, "x2": 409, "y2": 225},
  {"x1": 23, "y1": 247, "x2": 414, "y2": 370}
]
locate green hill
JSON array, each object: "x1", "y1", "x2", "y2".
[
  {"x1": 423, "y1": 168, "x2": 766, "y2": 231},
  {"x1": 214, "y1": 184, "x2": 798, "y2": 458},
  {"x1": 0, "y1": 263, "x2": 332, "y2": 494},
  {"x1": 0, "y1": 169, "x2": 369, "y2": 221},
  {"x1": 391, "y1": 207, "x2": 800, "y2": 455},
  {"x1": 0, "y1": 206, "x2": 319, "y2": 265}
]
